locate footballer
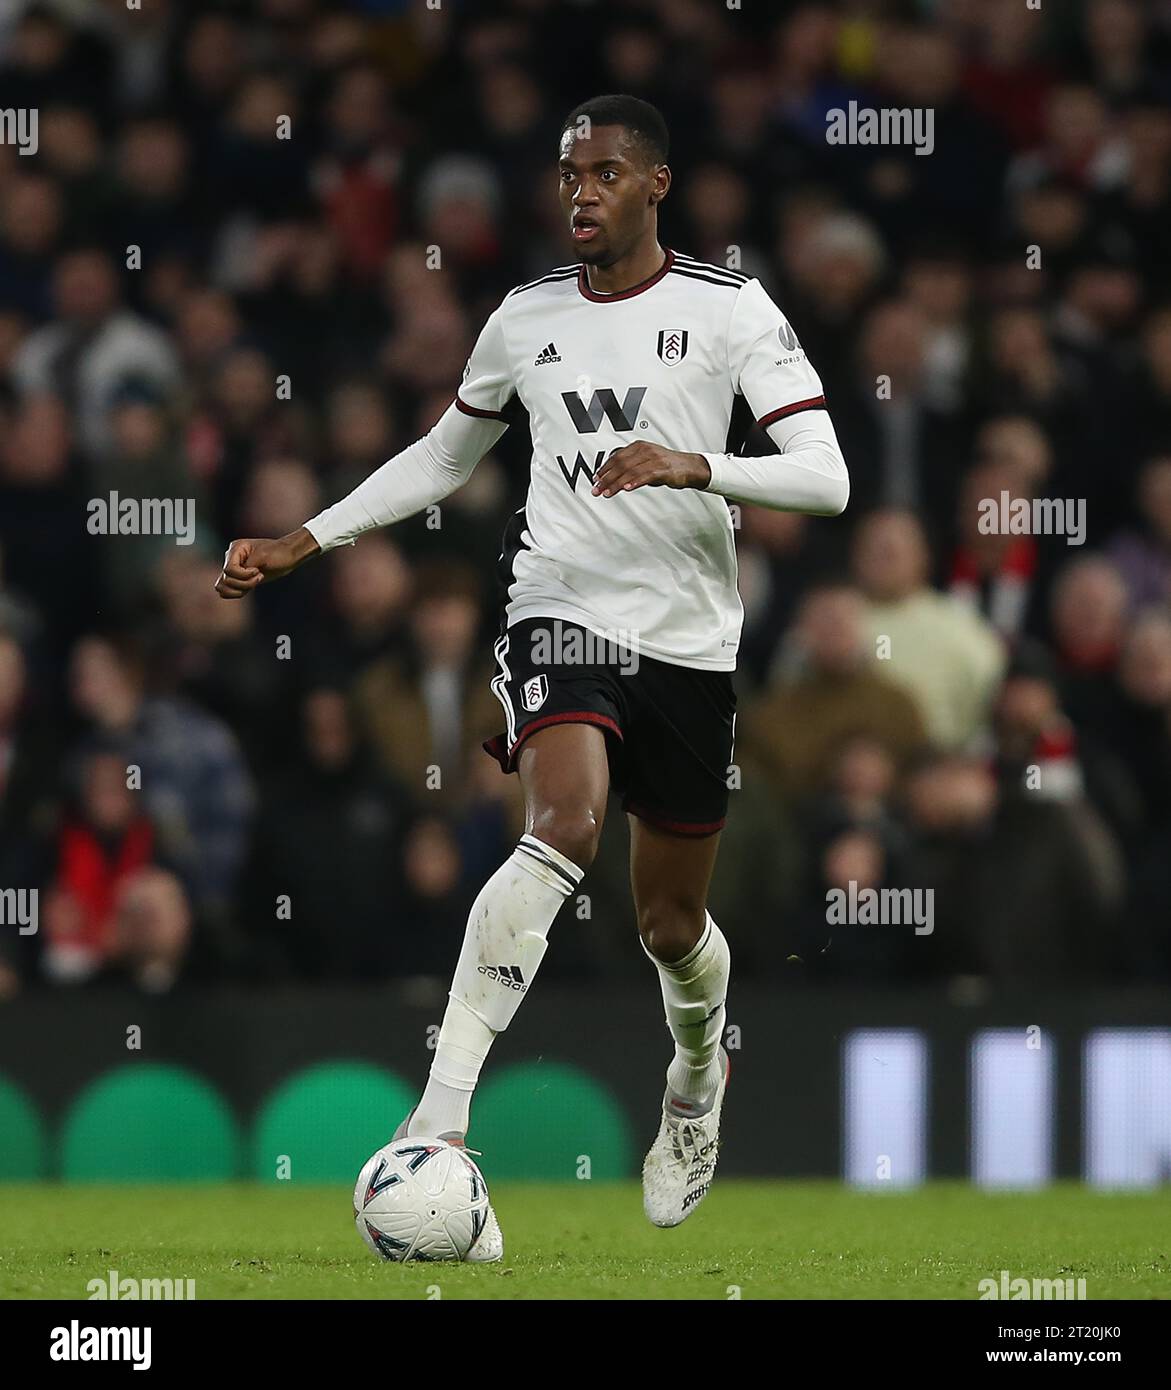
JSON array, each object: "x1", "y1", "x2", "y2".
[{"x1": 216, "y1": 95, "x2": 849, "y2": 1259}]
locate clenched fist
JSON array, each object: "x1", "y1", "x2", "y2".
[
  {"x1": 214, "y1": 527, "x2": 320, "y2": 598},
  {"x1": 591, "y1": 443, "x2": 712, "y2": 498}
]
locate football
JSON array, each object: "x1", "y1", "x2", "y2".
[{"x1": 353, "y1": 1137, "x2": 490, "y2": 1262}]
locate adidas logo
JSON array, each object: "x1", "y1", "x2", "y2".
[
  {"x1": 534, "y1": 342, "x2": 561, "y2": 365},
  {"x1": 478, "y1": 963, "x2": 527, "y2": 991}
]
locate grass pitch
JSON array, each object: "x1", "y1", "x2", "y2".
[{"x1": 1, "y1": 1182, "x2": 1167, "y2": 1300}]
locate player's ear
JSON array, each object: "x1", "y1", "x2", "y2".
[{"x1": 649, "y1": 162, "x2": 671, "y2": 205}]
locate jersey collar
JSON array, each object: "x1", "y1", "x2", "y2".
[{"x1": 577, "y1": 247, "x2": 675, "y2": 303}]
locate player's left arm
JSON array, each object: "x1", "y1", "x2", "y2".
[{"x1": 592, "y1": 278, "x2": 848, "y2": 516}]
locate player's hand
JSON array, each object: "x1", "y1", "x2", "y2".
[
  {"x1": 214, "y1": 528, "x2": 320, "y2": 598},
  {"x1": 591, "y1": 443, "x2": 712, "y2": 498}
]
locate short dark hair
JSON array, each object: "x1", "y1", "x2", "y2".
[{"x1": 560, "y1": 94, "x2": 669, "y2": 165}]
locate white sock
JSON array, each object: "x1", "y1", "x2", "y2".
[
  {"x1": 643, "y1": 912, "x2": 730, "y2": 1110},
  {"x1": 409, "y1": 835, "x2": 584, "y2": 1137}
]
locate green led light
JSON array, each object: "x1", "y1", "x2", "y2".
[
  {"x1": 472, "y1": 1062, "x2": 633, "y2": 1180},
  {"x1": 250, "y1": 1061, "x2": 414, "y2": 1183},
  {"x1": 60, "y1": 1064, "x2": 239, "y2": 1182},
  {"x1": 0, "y1": 1075, "x2": 47, "y2": 1179}
]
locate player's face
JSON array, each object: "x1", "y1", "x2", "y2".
[{"x1": 557, "y1": 124, "x2": 664, "y2": 265}]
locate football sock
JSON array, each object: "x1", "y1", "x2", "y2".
[
  {"x1": 409, "y1": 834, "x2": 584, "y2": 1138},
  {"x1": 643, "y1": 911, "x2": 730, "y2": 1113}
]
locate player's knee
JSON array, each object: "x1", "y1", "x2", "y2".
[
  {"x1": 528, "y1": 805, "x2": 602, "y2": 870},
  {"x1": 637, "y1": 901, "x2": 706, "y2": 963}
]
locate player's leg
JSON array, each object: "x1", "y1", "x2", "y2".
[
  {"x1": 631, "y1": 817, "x2": 729, "y2": 1107},
  {"x1": 402, "y1": 722, "x2": 609, "y2": 1143},
  {"x1": 621, "y1": 653, "x2": 736, "y2": 1226},
  {"x1": 632, "y1": 818, "x2": 732, "y2": 1227},
  {"x1": 396, "y1": 720, "x2": 608, "y2": 1262}
]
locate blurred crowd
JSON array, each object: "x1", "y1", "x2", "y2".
[{"x1": 1, "y1": 0, "x2": 1170, "y2": 996}]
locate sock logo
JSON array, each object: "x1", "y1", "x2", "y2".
[{"x1": 478, "y1": 963, "x2": 527, "y2": 991}]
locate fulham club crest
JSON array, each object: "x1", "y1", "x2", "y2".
[
  {"x1": 521, "y1": 674, "x2": 548, "y2": 712},
  {"x1": 656, "y1": 328, "x2": 689, "y2": 366}
]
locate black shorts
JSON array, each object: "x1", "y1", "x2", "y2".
[{"x1": 483, "y1": 617, "x2": 736, "y2": 837}]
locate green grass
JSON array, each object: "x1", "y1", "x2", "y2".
[{"x1": 0, "y1": 1183, "x2": 1167, "y2": 1299}]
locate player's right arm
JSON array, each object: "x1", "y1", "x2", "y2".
[{"x1": 215, "y1": 305, "x2": 514, "y2": 599}]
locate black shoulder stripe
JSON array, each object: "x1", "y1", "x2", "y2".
[
  {"x1": 668, "y1": 267, "x2": 744, "y2": 290},
  {"x1": 672, "y1": 255, "x2": 748, "y2": 284},
  {"x1": 510, "y1": 268, "x2": 579, "y2": 296},
  {"x1": 673, "y1": 254, "x2": 748, "y2": 280}
]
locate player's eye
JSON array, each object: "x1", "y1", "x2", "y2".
[{"x1": 600, "y1": 170, "x2": 616, "y2": 181}]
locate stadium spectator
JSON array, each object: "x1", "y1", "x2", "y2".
[
  {"x1": 946, "y1": 443, "x2": 1054, "y2": 641},
  {"x1": 900, "y1": 247, "x2": 975, "y2": 415},
  {"x1": 744, "y1": 583, "x2": 927, "y2": 804},
  {"x1": 0, "y1": 171, "x2": 62, "y2": 321},
  {"x1": 0, "y1": 632, "x2": 57, "y2": 877},
  {"x1": 1134, "y1": 308, "x2": 1171, "y2": 445},
  {"x1": 1107, "y1": 455, "x2": 1171, "y2": 611},
  {"x1": 313, "y1": 533, "x2": 411, "y2": 682},
  {"x1": 67, "y1": 635, "x2": 254, "y2": 927},
  {"x1": 148, "y1": 551, "x2": 293, "y2": 776},
  {"x1": 853, "y1": 510, "x2": 1006, "y2": 749},
  {"x1": 352, "y1": 560, "x2": 500, "y2": 801},
  {"x1": 110, "y1": 866, "x2": 193, "y2": 994},
  {"x1": 0, "y1": 392, "x2": 100, "y2": 655},
  {"x1": 40, "y1": 746, "x2": 163, "y2": 986},
  {"x1": 1049, "y1": 555, "x2": 1129, "y2": 731},
  {"x1": 735, "y1": 507, "x2": 832, "y2": 688},
  {"x1": 990, "y1": 640, "x2": 1127, "y2": 924},
  {"x1": 901, "y1": 753, "x2": 1119, "y2": 983},
  {"x1": 11, "y1": 248, "x2": 179, "y2": 459},
  {"x1": 830, "y1": 299, "x2": 970, "y2": 526},
  {"x1": 1090, "y1": 610, "x2": 1171, "y2": 837},
  {"x1": 792, "y1": 824, "x2": 913, "y2": 981},
  {"x1": 242, "y1": 686, "x2": 412, "y2": 981}
]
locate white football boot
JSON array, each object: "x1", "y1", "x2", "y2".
[
  {"x1": 462, "y1": 1200, "x2": 504, "y2": 1264},
  {"x1": 642, "y1": 1047, "x2": 730, "y2": 1228},
  {"x1": 392, "y1": 1109, "x2": 504, "y2": 1263}
]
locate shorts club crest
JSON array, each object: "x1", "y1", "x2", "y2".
[{"x1": 521, "y1": 674, "x2": 548, "y2": 712}]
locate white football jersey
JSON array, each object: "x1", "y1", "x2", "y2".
[{"x1": 457, "y1": 249, "x2": 828, "y2": 671}]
